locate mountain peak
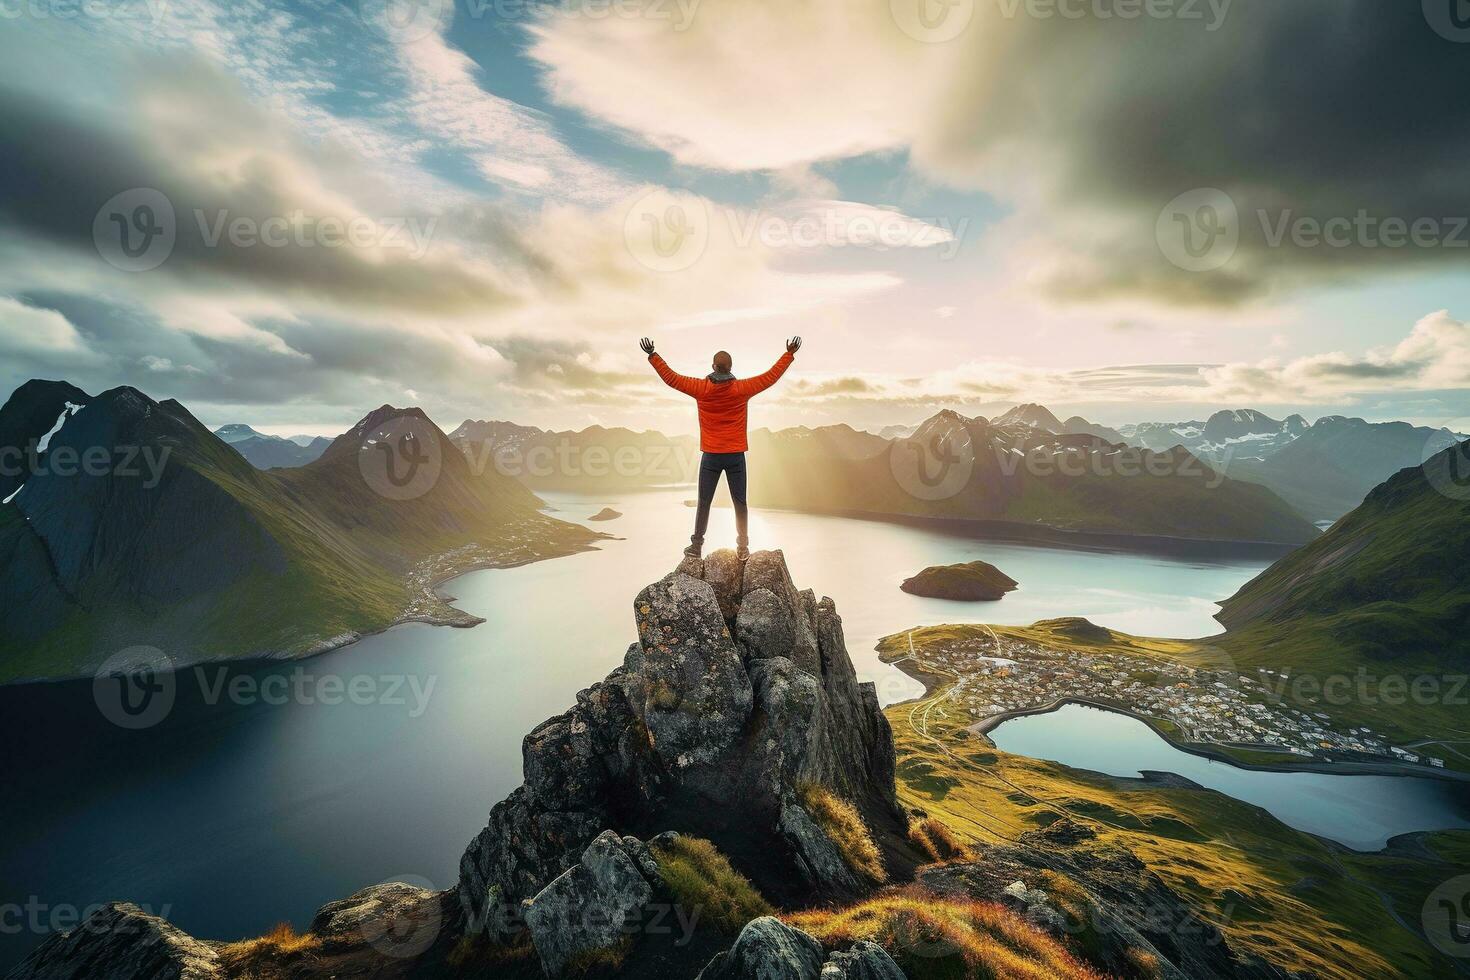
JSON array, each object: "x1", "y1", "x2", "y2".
[
  {"x1": 214, "y1": 423, "x2": 265, "y2": 444},
  {"x1": 460, "y1": 548, "x2": 909, "y2": 950},
  {"x1": 320, "y1": 405, "x2": 443, "y2": 462},
  {"x1": 995, "y1": 403, "x2": 1064, "y2": 432}
]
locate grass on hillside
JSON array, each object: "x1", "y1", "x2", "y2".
[
  {"x1": 787, "y1": 891, "x2": 1107, "y2": 980},
  {"x1": 909, "y1": 817, "x2": 972, "y2": 864},
  {"x1": 649, "y1": 836, "x2": 774, "y2": 935},
  {"x1": 217, "y1": 922, "x2": 322, "y2": 977},
  {"x1": 882, "y1": 658, "x2": 1470, "y2": 980},
  {"x1": 797, "y1": 782, "x2": 887, "y2": 884}
]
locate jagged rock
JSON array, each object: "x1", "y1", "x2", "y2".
[
  {"x1": 740, "y1": 552, "x2": 820, "y2": 675},
  {"x1": 821, "y1": 942, "x2": 906, "y2": 980},
  {"x1": 630, "y1": 571, "x2": 753, "y2": 767},
  {"x1": 6, "y1": 903, "x2": 221, "y2": 980},
  {"x1": 308, "y1": 882, "x2": 443, "y2": 957},
  {"x1": 697, "y1": 549, "x2": 746, "y2": 620},
  {"x1": 459, "y1": 551, "x2": 905, "y2": 943},
  {"x1": 778, "y1": 800, "x2": 864, "y2": 894},
  {"x1": 524, "y1": 831, "x2": 657, "y2": 977},
  {"x1": 999, "y1": 880, "x2": 1066, "y2": 933},
  {"x1": 737, "y1": 589, "x2": 797, "y2": 662},
  {"x1": 695, "y1": 917, "x2": 825, "y2": 980}
]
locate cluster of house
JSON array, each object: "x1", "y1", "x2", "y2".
[{"x1": 915, "y1": 635, "x2": 1448, "y2": 770}]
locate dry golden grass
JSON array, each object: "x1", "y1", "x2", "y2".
[
  {"x1": 797, "y1": 782, "x2": 887, "y2": 883},
  {"x1": 217, "y1": 922, "x2": 322, "y2": 976},
  {"x1": 787, "y1": 890, "x2": 1106, "y2": 980},
  {"x1": 908, "y1": 817, "x2": 971, "y2": 864},
  {"x1": 1124, "y1": 947, "x2": 1162, "y2": 978},
  {"x1": 650, "y1": 835, "x2": 774, "y2": 935}
]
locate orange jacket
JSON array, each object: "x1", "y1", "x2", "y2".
[{"x1": 649, "y1": 352, "x2": 795, "y2": 453}]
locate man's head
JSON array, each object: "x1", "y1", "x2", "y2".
[{"x1": 712, "y1": 350, "x2": 733, "y2": 374}]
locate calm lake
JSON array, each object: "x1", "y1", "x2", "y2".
[
  {"x1": 0, "y1": 489, "x2": 1460, "y2": 968},
  {"x1": 989, "y1": 703, "x2": 1470, "y2": 851}
]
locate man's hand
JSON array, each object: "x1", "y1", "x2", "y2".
[
  {"x1": 786, "y1": 336, "x2": 802, "y2": 355},
  {"x1": 640, "y1": 337, "x2": 656, "y2": 357}
]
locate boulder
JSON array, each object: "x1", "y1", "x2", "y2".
[
  {"x1": 821, "y1": 942, "x2": 906, "y2": 980},
  {"x1": 695, "y1": 917, "x2": 825, "y2": 980},
  {"x1": 6, "y1": 903, "x2": 221, "y2": 980},
  {"x1": 778, "y1": 800, "x2": 864, "y2": 895},
  {"x1": 631, "y1": 572, "x2": 753, "y2": 767},
  {"x1": 308, "y1": 882, "x2": 444, "y2": 959},
  {"x1": 524, "y1": 831, "x2": 657, "y2": 977}
]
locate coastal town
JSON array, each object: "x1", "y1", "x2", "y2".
[{"x1": 895, "y1": 628, "x2": 1451, "y2": 772}]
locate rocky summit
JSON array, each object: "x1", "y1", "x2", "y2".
[{"x1": 458, "y1": 549, "x2": 910, "y2": 939}]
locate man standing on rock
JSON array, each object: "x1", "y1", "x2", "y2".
[{"x1": 641, "y1": 336, "x2": 801, "y2": 561}]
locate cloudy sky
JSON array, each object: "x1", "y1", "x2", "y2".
[{"x1": 2, "y1": 0, "x2": 1469, "y2": 436}]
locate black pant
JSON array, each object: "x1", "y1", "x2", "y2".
[{"x1": 692, "y1": 452, "x2": 748, "y2": 547}]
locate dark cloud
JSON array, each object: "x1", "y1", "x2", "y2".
[
  {"x1": 936, "y1": 2, "x2": 1470, "y2": 305},
  {"x1": 0, "y1": 55, "x2": 522, "y2": 318}
]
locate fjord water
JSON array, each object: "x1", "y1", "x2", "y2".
[
  {"x1": 990, "y1": 703, "x2": 1470, "y2": 851},
  {"x1": 0, "y1": 488, "x2": 1462, "y2": 968}
]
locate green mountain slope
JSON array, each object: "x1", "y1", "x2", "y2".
[
  {"x1": 1218, "y1": 446, "x2": 1470, "y2": 659},
  {"x1": 1217, "y1": 445, "x2": 1470, "y2": 751},
  {"x1": 0, "y1": 386, "x2": 599, "y2": 683}
]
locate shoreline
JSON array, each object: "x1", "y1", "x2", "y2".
[
  {"x1": 883, "y1": 652, "x2": 1470, "y2": 785},
  {"x1": 0, "y1": 531, "x2": 609, "y2": 687}
]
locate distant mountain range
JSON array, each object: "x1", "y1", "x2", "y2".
[
  {"x1": 747, "y1": 410, "x2": 1319, "y2": 546},
  {"x1": 990, "y1": 404, "x2": 1460, "y2": 524},
  {"x1": 213, "y1": 423, "x2": 334, "y2": 469},
  {"x1": 442, "y1": 410, "x2": 1330, "y2": 545},
  {"x1": 0, "y1": 382, "x2": 600, "y2": 683},
  {"x1": 449, "y1": 419, "x2": 701, "y2": 490}
]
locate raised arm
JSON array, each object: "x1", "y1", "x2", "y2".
[
  {"x1": 733, "y1": 338, "x2": 800, "y2": 398},
  {"x1": 641, "y1": 338, "x2": 705, "y2": 397}
]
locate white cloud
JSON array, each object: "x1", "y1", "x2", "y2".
[
  {"x1": 395, "y1": 28, "x2": 629, "y2": 204},
  {"x1": 0, "y1": 297, "x2": 93, "y2": 358}
]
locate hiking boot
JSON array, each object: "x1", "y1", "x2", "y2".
[
  {"x1": 684, "y1": 539, "x2": 703, "y2": 559},
  {"x1": 736, "y1": 544, "x2": 750, "y2": 562}
]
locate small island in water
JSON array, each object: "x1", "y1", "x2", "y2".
[
  {"x1": 900, "y1": 560, "x2": 1018, "y2": 601},
  {"x1": 588, "y1": 507, "x2": 622, "y2": 521}
]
